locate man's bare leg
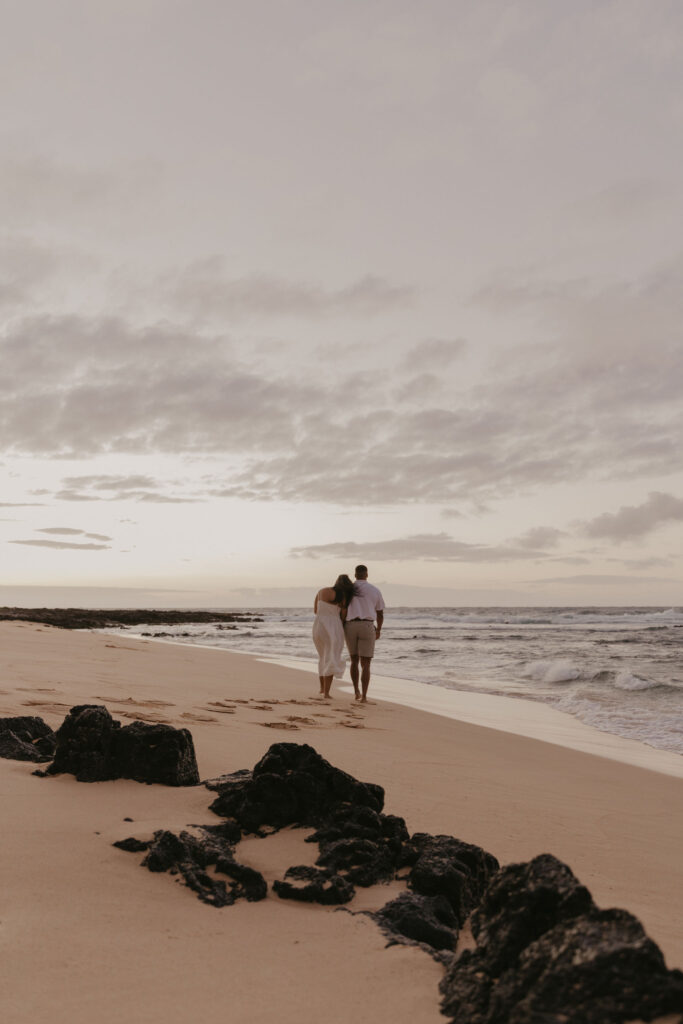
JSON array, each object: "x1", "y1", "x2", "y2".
[
  {"x1": 350, "y1": 655, "x2": 361, "y2": 699},
  {"x1": 359, "y1": 656, "x2": 372, "y2": 702}
]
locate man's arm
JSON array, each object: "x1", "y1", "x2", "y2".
[{"x1": 376, "y1": 609, "x2": 384, "y2": 636}]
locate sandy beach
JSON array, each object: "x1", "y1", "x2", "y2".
[{"x1": 1, "y1": 620, "x2": 682, "y2": 1024}]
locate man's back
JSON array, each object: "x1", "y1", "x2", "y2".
[{"x1": 347, "y1": 579, "x2": 384, "y2": 620}]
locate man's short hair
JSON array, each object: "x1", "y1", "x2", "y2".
[{"x1": 355, "y1": 564, "x2": 368, "y2": 577}]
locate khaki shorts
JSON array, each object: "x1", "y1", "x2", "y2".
[{"x1": 344, "y1": 619, "x2": 376, "y2": 658}]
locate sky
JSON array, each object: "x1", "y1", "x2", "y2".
[{"x1": 1, "y1": 0, "x2": 682, "y2": 608}]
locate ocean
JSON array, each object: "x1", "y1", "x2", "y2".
[{"x1": 112, "y1": 606, "x2": 683, "y2": 756}]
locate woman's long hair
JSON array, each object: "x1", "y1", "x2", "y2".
[{"x1": 332, "y1": 574, "x2": 356, "y2": 607}]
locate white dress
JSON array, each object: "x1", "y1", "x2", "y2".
[{"x1": 312, "y1": 599, "x2": 346, "y2": 678}]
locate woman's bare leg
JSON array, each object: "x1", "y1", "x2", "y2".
[
  {"x1": 318, "y1": 675, "x2": 325, "y2": 694},
  {"x1": 322, "y1": 675, "x2": 333, "y2": 698}
]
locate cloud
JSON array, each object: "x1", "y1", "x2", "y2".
[
  {"x1": 0, "y1": 501, "x2": 46, "y2": 507},
  {"x1": 534, "y1": 574, "x2": 675, "y2": 586},
  {"x1": 0, "y1": 235, "x2": 61, "y2": 307},
  {"x1": 52, "y1": 474, "x2": 201, "y2": 504},
  {"x1": 10, "y1": 539, "x2": 110, "y2": 550},
  {"x1": 609, "y1": 556, "x2": 672, "y2": 570},
  {"x1": 162, "y1": 258, "x2": 415, "y2": 321},
  {"x1": 400, "y1": 337, "x2": 467, "y2": 370},
  {"x1": 580, "y1": 492, "x2": 683, "y2": 541},
  {"x1": 2, "y1": 254, "x2": 682, "y2": 509},
  {"x1": 37, "y1": 527, "x2": 112, "y2": 541},
  {"x1": 290, "y1": 531, "x2": 552, "y2": 562},
  {"x1": 511, "y1": 526, "x2": 565, "y2": 549},
  {"x1": 0, "y1": 153, "x2": 159, "y2": 234}
]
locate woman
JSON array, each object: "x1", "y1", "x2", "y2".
[{"x1": 312, "y1": 574, "x2": 356, "y2": 698}]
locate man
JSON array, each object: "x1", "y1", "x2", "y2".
[{"x1": 344, "y1": 564, "x2": 385, "y2": 703}]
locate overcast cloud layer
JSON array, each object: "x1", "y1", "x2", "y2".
[{"x1": 2, "y1": 1, "x2": 682, "y2": 605}]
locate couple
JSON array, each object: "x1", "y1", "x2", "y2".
[{"x1": 312, "y1": 564, "x2": 385, "y2": 702}]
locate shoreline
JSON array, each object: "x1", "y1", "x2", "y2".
[
  {"x1": 1, "y1": 620, "x2": 682, "y2": 1023},
  {"x1": 100, "y1": 631, "x2": 683, "y2": 779},
  {"x1": 259, "y1": 653, "x2": 683, "y2": 779}
]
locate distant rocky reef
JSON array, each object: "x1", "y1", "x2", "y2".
[{"x1": 0, "y1": 607, "x2": 262, "y2": 630}]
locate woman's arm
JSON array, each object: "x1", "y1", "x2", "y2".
[{"x1": 314, "y1": 592, "x2": 319, "y2": 613}]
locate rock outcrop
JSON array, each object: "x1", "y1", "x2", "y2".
[
  {"x1": 439, "y1": 854, "x2": 683, "y2": 1024},
  {"x1": 405, "y1": 833, "x2": 500, "y2": 926},
  {"x1": 0, "y1": 607, "x2": 262, "y2": 629},
  {"x1": 309, "y1": 804, "x2": 411, "y2": 887},
  {"x1": 366, "y1": 832, "x2": 499, "y2": 956},
  {"x1": 372, "y1": 892, "x2": 460, "y2": 954},
  {"x1": 273, "y1": 865, "x2": 355, "y2": 905},
  {"x1": 42, "y1": 704, "x2": 199, "y2": 785},
  {"x1": 115, "y1": 827, "x2": 266, "y2": 907},
  {"x1": 206, "y1": 742, "x2": 384, "y2": 832},
  {"x1": 108, "y1": 741, "x2": 683, "y2": 1023},
  {"x1": 0, "y1": 715, "x2": 56, "y2": 762}
]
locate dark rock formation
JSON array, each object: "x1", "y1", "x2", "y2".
[
  {"x1": 469, "y1": 852, "x2": 595, "y2": 974},
  {"x1": 44, "y1": 704, "x2": 120, "y2": 781},
  {"x1": 0, "y1": 715, "x2": 56, "y2": 762},
  {"x1": 113, "y1": 837, "x2": 150, "y2": 853},
  {"x1": 309, "y1": 805, "x2": 410, "y2": 887},
  {"x1": 273, "y1": 865, "x2": 355, "y2": 905},
  {"x1": 0, "y1": 607, "x2": 262, "y2": 630},
  {"x1": 440, "y1": 854, "x2": 683, "y2": 1024},
  {"x1": 406, "y1": 833, "x2": 500, "y2": 926},
  {"x1": 372, "y1": 892, "x2": 460, "y2": 954},
  {"x1": 114, "y1": 720, "x2": 200, "y2": 786},
  {"x1": 42, "y1": 704, "x2": 199, "y2": 785},
  {"x1": 116, "y1": 827, "x2": 267, "y2": 907},
  {"x1": 207, "y1": 742, "x2": 384, "y2": 832}
]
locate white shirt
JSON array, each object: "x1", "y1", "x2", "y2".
[{"x1": 346, "y1": 580, "x2": 385, "y2": 621}]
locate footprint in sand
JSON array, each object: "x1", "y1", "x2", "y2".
[
  {"x1": 118, "y1": 710, "x2": 171, "y2": 724},
  {"x1": 261, "y1": 721, "x2": 299, "y2": 730},
  {"x1": 340, "y1": 720, "x2": 365, "y2": 729},
  {"x1": 181, "y1": 712, "x2": 218, "y2": 723},
  {"x1": 286, "y1": 716, "x2": 316, "y2": 725},
  {"x1": 17, "y1": 687, "x2": 57, "y2": 693},
  {"x1": 201, "y1": 705, "x2": 235, "y2": 715},
  {"x1": 250, "y1": 704, "x2": 274, "y2": 711},
  {"x1": 95, "y1": 695, "x2": 175, "y2": 708},
  {"x1": 104, "y1": 643, "x2": 147, "y2": 651},
  {"x1": 22, "y1": 700, "x2": 71, "y2": 713}
]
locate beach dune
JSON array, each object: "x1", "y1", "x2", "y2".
[{"x1": 1, "y1": 621, "x2": 681, "y2": 1024}]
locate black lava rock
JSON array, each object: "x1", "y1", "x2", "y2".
[
  {"x1": 45, "y1": 704, "x2": 120, "y2": 781},
  {"x1": 207, "y1": 742, "x2": 384, "y2": 832},
  {"x1": 114, "y1": 720, "x2": 199, "y2": 786},
  {"x1": 470, "y1": 852, "x2": 596, "y2": 974},
  {"x1": 113, "y1": 837, "x2": 151, "y2": 853},
  {"x1": 316, "y1": 836, "x2": 397, "y2": 887},
  {"x1": 43, "y1": 705, "x2": 199, "y2": 785},
  {"x1": 406, "y1": 833, "x2": 499, "y2": 926},
  {"x1": 273, "y1": 865, "x2": 355, "y2": 905},
  {"x1": 117, "y1": 826, "x2": 267, "y2": 907},
  {"x1": 372, "y1": 891, "x2": 460, "y2": 954},
  {"x1": 0, "y1": 607, "x2": 262, "y2": 629},
  {"x1": 309, "y1": 805, "x2": 411, "y2": 887},
  {"x1": 440, "y1": 855, "x2": 683, "y2": 1024},
  {"x1": 0, "y1": 715, "x2": 56, "y2": 762}
]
